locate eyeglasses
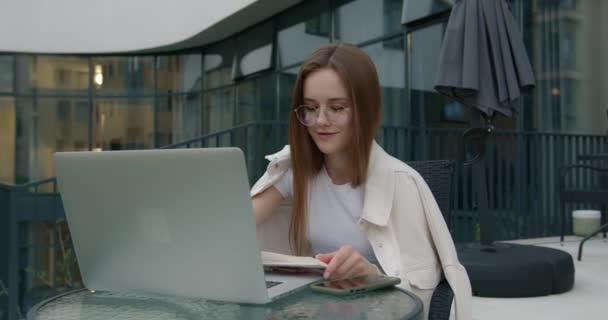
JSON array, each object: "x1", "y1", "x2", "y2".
[{"x1": 294, "y1": 104, "x2": 352, "y2": 126}]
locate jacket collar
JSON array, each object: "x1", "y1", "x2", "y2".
[
  {"x1": 265, "y1": 145, "x2": 291, "y2": 162},
  {"x1": 359, "y1": 141, "x2": 395, "y2": 227},
  {"x1": 263, "y1": 142, "x2": 395, "y2": 226}
]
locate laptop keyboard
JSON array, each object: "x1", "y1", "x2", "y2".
[{"x1": 265, "y1": 280, "x2": 283, "y2": 289}]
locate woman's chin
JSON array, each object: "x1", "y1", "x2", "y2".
[{"x1": 314, "y1": 141, "x2": 345, "y2": 156}]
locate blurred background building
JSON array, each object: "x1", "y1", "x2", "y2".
[
  {"x1": 1, "y1": 0, "x2": 608, "y2": 319},
  {"x1": 1, "y1": 0, "x2": 605, "y2": 185}
]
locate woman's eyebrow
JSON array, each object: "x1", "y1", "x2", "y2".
[
  {"x1": 303, "y1": 97, "x2": 351, "y2": 103},
  {"x1": 328, "y1": 98, "x2": 350, "y2": 102}
]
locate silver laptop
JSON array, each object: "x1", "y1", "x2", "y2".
[{"x1": 54, "y1": 148, "x2": 320, "y2": 304}]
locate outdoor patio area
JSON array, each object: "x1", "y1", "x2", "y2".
[{"x1": 473, "y1": 236, "x2": 608, "y2": 320}]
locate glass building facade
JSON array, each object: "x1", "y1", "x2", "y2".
[
  {"x1": 3, "y1": 1, "x2": 608, "y2": 317},
  {"x1": 1, "y1": 0, "x2": 607, "y2": 185}
]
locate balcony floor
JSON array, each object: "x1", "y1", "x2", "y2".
[{"x1": 472, "y1": 236, "x2": 608, "y2": 320}]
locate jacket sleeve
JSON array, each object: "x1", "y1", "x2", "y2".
[
  {"x1": 251, "y1": 146, "x2": 292, "y2": 197},
  {"x1": 411, "y1": 174, "x2": 473, "y2": 320},
  {"x1": 249, "y1": 157, "x2": 293, "y2": 255},
  {"x1": 250, "y1": 170, "x2": 272, "y2": 197}
]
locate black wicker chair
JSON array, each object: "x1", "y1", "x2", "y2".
[
  {"x1": 560, "y1": 164, "x2": 608, "y2": 261},
  {"x1": 407, "y1": 160, "x2": 456, "y2": 320}
]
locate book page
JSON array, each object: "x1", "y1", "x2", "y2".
[{"x1": 261, "y1": 251, "x2": 327, "y2": 269}]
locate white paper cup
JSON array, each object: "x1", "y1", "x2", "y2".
[{"x1": 572, "y1": 210, "x2": 601, "y2": 236}]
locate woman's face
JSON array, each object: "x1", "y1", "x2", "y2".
[{"x1": 301, "y1": 68, "x2": 354, "y2": 157}]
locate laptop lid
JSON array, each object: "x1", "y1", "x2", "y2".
[{"x1": 54, "y1": 148, "x2": 271, "y2": 303}]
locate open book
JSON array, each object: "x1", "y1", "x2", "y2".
[{"x1": 261, "y1": 251, "x2": 327, "y2": 274}]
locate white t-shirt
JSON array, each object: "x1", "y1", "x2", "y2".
[{"x1": 274, "y1": 167, "x2": 377, "y2": 263}]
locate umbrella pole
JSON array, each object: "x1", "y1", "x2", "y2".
[
  {"x1": 458, "y1": 112, "x2": 574, "y2": 298},
  {"x1": 464, "y1": 112, "x2": 496, "y2": 245},
  {"x1": 474, "y1": 154, "x2": 494, "y2": 245}
]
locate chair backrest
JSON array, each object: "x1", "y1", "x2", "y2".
[
  {"x1": 560, "y1": 164, "x2": 608, "y2": 200},
  {"x1": 406, "y1": 160, "x2": 455, "y2": 226},
  {"x1": 559, "y1": 164, "x2": 608, "y2": 238},
  {"x1": 560, "y1": 164, "x2": 608, "y2": 206}
]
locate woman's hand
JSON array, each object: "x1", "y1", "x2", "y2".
[{"x1": 316, "y1": 245, "x2": 381, "y2": 279}]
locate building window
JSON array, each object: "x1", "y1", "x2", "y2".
[
  {"x1": 233, "y1": 21, "x2": 275, "y2": 79},
  {"x1": 57, "y1": 100, "x2": 71, "y2": 122},
  {"x1": 277, "y1": 0, "x2": 330, "y2": 67},
  {"x1": 305, "y1": 13, "x2": 331, "y2": 37}
]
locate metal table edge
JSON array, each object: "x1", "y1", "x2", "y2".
[
  {"x1": 26, "y1": 288, "x2": 89, "y2": 320},
  {"x1": 395, "y1": 287, "x2": 425, "y2": 320},
  {"x1": 25, "y1": 287, "x2": 424, "y2": 320}
]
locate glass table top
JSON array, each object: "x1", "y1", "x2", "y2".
[{"x1": 28, "y1": 287, "x2": 423, "y2": 320}]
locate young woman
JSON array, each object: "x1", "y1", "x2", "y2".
[{"x1": 250, "y1": 43, "x2": 471, "y2": 319}]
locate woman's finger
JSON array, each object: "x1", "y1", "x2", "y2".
[
  {"x1": 315, "y1": 252, "x2": 335, "y2": 264},
  {"x1": 325, "y1": 245, "x2": 353, "y2": 278},
  {"x1": 334, "y1": 253, "x2": 363, "y2": 278}
]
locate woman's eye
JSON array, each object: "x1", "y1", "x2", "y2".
[
  {"x1": 329, "y1": 105, "x2": 346, "y2": 112},
  {"x1": 304, "y1": 105, "x2": 318, "y2": 113}
]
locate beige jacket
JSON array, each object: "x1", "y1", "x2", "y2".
[{"x1": 250, "y1": 142, "x2": 472, "y2": 320}]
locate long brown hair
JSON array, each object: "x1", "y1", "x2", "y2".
[{"x1": 287, "y1": 43, "x2": 382, "y2": 255}]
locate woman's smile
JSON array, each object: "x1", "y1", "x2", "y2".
[{"x1": 316, "y1": 131, "x2": 339, "y2": 140}]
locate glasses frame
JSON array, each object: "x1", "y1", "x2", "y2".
[{"x1": 293, "y1": 104, "x2": 352, "y2": 127}]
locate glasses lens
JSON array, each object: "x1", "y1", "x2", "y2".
[
  {"x1": 295, "y1": 105, "x2": 316, "y2": 126},
  {"x1": 326, "y1": 104, "x2": 348, "y2": 124},
  {"x1": 295, "y1": 104, "x2": 349, "y2": 126}
]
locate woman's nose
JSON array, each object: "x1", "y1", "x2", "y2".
[{"x1": 315, "y1": 108, "x2": 330, "y2": 125}]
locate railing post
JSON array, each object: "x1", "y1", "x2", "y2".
[
  {"x1": 251, "y1": 124, "x2": 257, "y2": 182},
  {"x1": 555, "y1": 134, "x2": 565, "y2": 235},
  {"x1": 515, "y1": 130, "x2": 527, "y2": 236},
  {"x1": 8, "y1": 187, "x2": 19, "y2": 320},
  {"x1": 0, "y1": 186, "x2": 9, "y2": 320}
]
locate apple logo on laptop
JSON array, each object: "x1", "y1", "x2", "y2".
[{"x1": 135, "y1": 207, "x2": 172, "y2": 244}]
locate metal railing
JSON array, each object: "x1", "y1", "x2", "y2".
[
  {"x1": 1, "y1": 121, "x2": 606, "y2": 319},
  {"x1": 160, "y1": 121, "x2": 289, "y2": 183},
  {"x1": 378, "y1": 126, "x2": 607, "y2": 241},
  {"x1": 0, "y1": 121, "x2": 289, "y2": 320},
  {"x1": 0, "y1": 179, "x2": 71, "y2": 320}
]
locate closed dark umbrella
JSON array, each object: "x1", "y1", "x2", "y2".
[
  {"x1": 435, "y1": 0, "x2": 534, "y2": 117},
  {"x1": 437, "y1": 0, "x2": 535, "y2": 246},
  {"x1": 434, "y1": 0, "x2": 574, "y2": 298}
]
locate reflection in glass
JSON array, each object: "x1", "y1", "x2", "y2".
[
  {"x1": 0, "y1": 56, "x2": 14, "y2": 92},
  {"x1": 15, "y1": 98, "x2": 90, "y2": 182},
  {"x1": 234, "y1": 22, "x2": 274, "y2": 79},
  {"x1": 237, "y1": 75, "x2": 277, "y2": 125},
  {"x1": 94, "y1": 98, "x2": 154, "y2": 151},
  {"x1": 362, "y1": 38, "x2": 406, "y2": 126},
  {"x1": 157, "y1": 94, "x2": 202, "y2": 146},
  {"x1": 204, "y1": 41, "x2": 235, "y2": 90},
  {"x1": 401, "y1": 0, "x2": 453, "y2": 25},
  {"x1": 441, "y1": 101, "x2": 468, "y2": 123},
  {"x1": 203, "y1": 88, "x2": 234, "y2": 135},
  {"x1": 236, "y1": 75, "x2": 285, "y2": 173},
  {"x1": 92, "y1": 57, "x2": 154, "y2": 94},
  {"x1": 278, "y1": 66, "x2": 299, "y2": 121},
  {"x1": 157, "y1": 55, "x2": 202, "y2": 94},
  {"x1": 536, "y1": 0, "x2": 578, "y2": 11},
  {"x1": 334, "y1": 0, "x2": 403, "y2": 44},
  {"x1": 277, "y1": 1, "x2": 330, "y2": 67},
  {"x1": 0, "y1": 98, "x2": 15, "y2": 183},
  {"x1": 526, "y1": 0, "x2": 607, "y2": 134},
  {"x1": 409, "y1": 23, "x2": 465, "y2": 128},
  {"x1": 16, "y1": 56, "x2": 89, "y2": 94}
]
